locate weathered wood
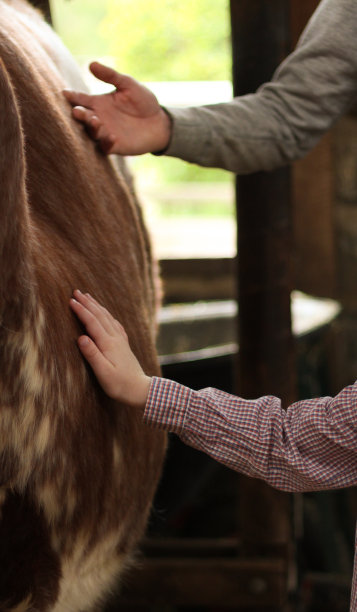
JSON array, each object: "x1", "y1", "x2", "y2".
[
  {"x1": 115, "y1": 557, "x2": 287, "y2": 608},
  {"x1": 290, "y1": 0, "x2": 320, "y2": 45},
  {"x1": 292, "y1": 135, "x2": 336, "y2": 298},
  {"x1": 234, "y1": 170, "x2": 296, "y2": 403},
  {"x1": 160, "y1": 257, "x2": 236, "y2": 303},
  {"x1": 141, "y1": 536, "x2": 242, "y2": 556},
  {"x1": 230, "y1": 2, "x2": 295, "y2": 578},
  {"x1": 230, "y1": 0, "x2": 295, "y2": 401},
  {"x1": 290, "y1": 0, "x2": 336, "y2": 298}
]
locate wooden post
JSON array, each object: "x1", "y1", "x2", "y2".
[
  {"x1": 230, "y1": 1, "x2": 296, "y2": 401},
  {"x1": 290, "y1": 0, "x2": 336, "y2": 299},
  {"x1": 230, "y1": 1, "x2": 296, "y2": 604}
]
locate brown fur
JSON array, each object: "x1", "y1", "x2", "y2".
[{"x1": 0, "y1": 1, "x2": 166, "y2": 609}]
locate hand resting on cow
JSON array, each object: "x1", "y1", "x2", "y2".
[
  {"x1": 63, "y1": 61, "x2": 171, "y2": 156},
  {"x1": 70, "y1": 290, "x2": 151, "y2": 408}
]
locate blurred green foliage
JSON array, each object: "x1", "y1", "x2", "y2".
[
  {"x1": 51, "y1": 0, "x2": 109, "y2": 59},
  {"x1": 51, "y1": 0, "x2": 230, "y2": 81},
  {"x1": 51, "y1": 0, "x2": 232, "y2": 190},
  {"x1": 100, "y1": 0, "x2": 231, "y2": 81},
  {"x1": 130, "y1": 154, "x2": 230, "y2": 189}
]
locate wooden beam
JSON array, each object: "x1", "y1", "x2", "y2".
[
  {"x1": 290, "y1": 0, "x2": 321, "y2": 47},
  {"x1": 114, "y1": 557, "x2": 287, "y2": 608},
  {"x1": 160, "y1": 257, "x2": 236, "y2": 302},
  {"x1": 229, "y1": 0, "x2": 295, "y2": 585},
  {"x1": 290, "y1": 0, "x2": 336, "y2": 299},
  {"x1": 230, "y1": 0, "x2": 295, "y2": 404}
]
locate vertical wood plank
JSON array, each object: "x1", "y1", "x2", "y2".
[
  {"x1": 230, "y1": 0, "x2": 296, "y2": 405},
  {"x1": 290, "y1": 0, "x2": 320, "y2": 46},
  {"x1": 229, "y1": 3, "x2": 295, "y2": 602},
  {"x1": 290, "y1": 0, "x2": 336, "y2": 298}
]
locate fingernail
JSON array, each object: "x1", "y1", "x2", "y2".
[{"x1": 78, "y1": 336, "x2": 89, "y2": 347}]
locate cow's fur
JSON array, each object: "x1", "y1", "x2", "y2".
[{"x1": 0, "y1": 0, "x2": 166, "y2": 609}]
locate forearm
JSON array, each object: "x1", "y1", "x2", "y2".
[
  {"x1": 164, "y1": 0, "x2": 357, "y2": 174},
  {"x1": 144, "y1": 377, "x2": 357, "y2": 492}
]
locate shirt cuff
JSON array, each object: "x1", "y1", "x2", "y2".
[
  {"x1": 157, "y1": 106, "x2": 213, "y2": 166},
  {"x1": 151, "y1": 107, "x2": 173, "y2": 156},
  {"x1": 143, "y1": 376, "x2": 192, "y2": 433}
]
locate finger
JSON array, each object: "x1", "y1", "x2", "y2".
[
  {"x1": 70, "y1": 298, "x2": 110, "y2": 349},
  {"x1": 87, "y1": 115, "x2": 105, "y2": 141},
  {"x1": 82, "y1": 293, "x2": 121, "y2": 336},
  {"x1": 72, "y1": 106, "x2": 98, "y2": 127},
  {"x1": 72, "y1": 291, "x2": 117, "y2": 336},
  {"x1": 72, "y1": 109, "x2": 103, "y2": 141},
  {"x1": 77, "y1": 334, "x2": 114, "y2": 382},
  {"x1": 84, "y1": 293, "x2": 128, "y2": 341},
  {"x1": 89, "y1": 61, "x2": 132, "y2": 91},
  {"x1": 99, "y1": 133, "x2": 116, "y2": 155},
  {"x1": 90, "y1": 121, "x2": 115, "y2": 147},
  {"x1": 63, "y1": 89, "x2": 94, "y2": 109}
]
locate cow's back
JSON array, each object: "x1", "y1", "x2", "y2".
[{"x1": 0, "y1": 1, "x2": 166, "y2": 610}]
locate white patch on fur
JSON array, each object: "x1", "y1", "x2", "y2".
[
  {"x1": 20, "y1": 336, "x2": 43, "y2": 397},
  {"x1": 53, "y1": 535, "x2": 127, "y2": 612},
  {"x1": 37, "y1": 482, "x2": 62, "y2": 523},
  {"x1": 34, "y1": 414, "x2": 52, "y2": 456},
  {"x1": 112, "y1": 440, "x2": 122, "y2": 471}
]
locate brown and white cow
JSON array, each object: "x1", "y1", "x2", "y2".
[{"x1": 0, "y1": 0, "x2": 166, "y2": 609}]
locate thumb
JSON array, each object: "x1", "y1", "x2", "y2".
[{"x1": 89, "y1": 62, "x2": 131, "y2": 91}]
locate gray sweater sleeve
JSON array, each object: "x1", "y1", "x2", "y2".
[{"x1": 164, "y1": 0, "x2": 357, "y2": 174}]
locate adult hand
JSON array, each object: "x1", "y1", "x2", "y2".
[{"x1": 63, "y1": 61, "x2": 172, "y2": 155}]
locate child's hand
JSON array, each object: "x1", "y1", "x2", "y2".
[
  {"x1": 70, "y1": 290, "x2": 152, "y2": 409},
  {"x1": 63, "y1": 61, "x2": 171, "y2": 155}
]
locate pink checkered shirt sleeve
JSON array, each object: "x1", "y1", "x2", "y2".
[{"x1": 144, "y1": 377, "x2": 357, "y2": 492}]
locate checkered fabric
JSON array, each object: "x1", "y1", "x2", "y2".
[{"x1": 144, "y1": 376, "x2": 357, "y2": 610}]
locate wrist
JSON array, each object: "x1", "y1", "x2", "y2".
[
  {"x1": 152, "y1": 107, "x2": 172, "y2": 155},
  {"x1": 131, "y1": 375, "x2": 152, "y2": 410}
]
